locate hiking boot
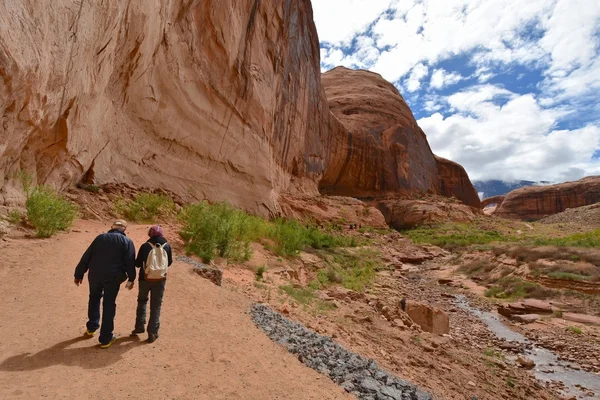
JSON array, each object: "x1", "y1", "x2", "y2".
[
  {"x1": 100, "y1": 335, "x2": 118, "y2": 349},
  {"x1": 147, "y1": 333, "x2": 159, "y2": 344},
  {"x1": 83, "y1": 329, "x2": 96, "y2": 337},
  {"x1": 130, "y1": 328, "x2": 145, "y2": 336}
]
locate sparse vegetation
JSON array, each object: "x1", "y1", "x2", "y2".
[
  {"x1": 26, "y1": 185, "x2": 77, "y2": 238},
  {"x1": 312, "y1": 248, "x2": 381, "y2": 292},
  {"x1": 255, "y1": 266, "x2": 267, "y2": 281},
  {"x1": 404, "y1": 223, "x2": 513, "y2": 248},
  {"x1": 179, "y1": 201, "x2": 266, "y2": 263},
  {"x1": 179, "y1": 200, "x2": 363, "y2": 262},
  {"x1": 484, "y1": 276, "x2": 556, "y2": 300},
  {"x1": 546, "y1": 271, "x2": 590, "y2": 281},
  {"x1": 280, "y1": 285, "x2": 316, "y2": 305},
  {"x1": 533, "y1": 229, "x2": 600, "y2": 248},
  {"x1": 483, "y1": 347, "x2": 504, "y2": 359},
  {"x1": 7, "y1": 209, "x2": 22, "y2": 225},
  {"x1": 78, "y1": 183, "x2": 100, "y2": 193},
  {"x1": 116, "y1": 193, "x2": 176, "y2": 223},
  {"x1": 566, "y1": 326, "x2": 583, "y2": 335},
  {"x1": 506, "y1": 377, "x2": 516, "y2": 388}
]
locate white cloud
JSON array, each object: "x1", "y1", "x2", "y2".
[
  {"x1": 311, "y1": 0, "x2": 393, "y2": 44},
  {"x1": 405, "y1": 63, "x2": 429, "y2": 92},
  {"x1": 312, "y1": 0, "x2": 600, "y2": 182},
  {"x1": 430, "y1": 69, "x2": 464, "y2": 89},
  {"x1": 418, "y1": 85, "x2": 600, "y2": 181}
]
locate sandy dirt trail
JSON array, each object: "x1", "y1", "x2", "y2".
[{"x1": 0, "y1": 220, "x2": 350, "y2": 400}]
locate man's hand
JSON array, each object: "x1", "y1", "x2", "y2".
[
  {"x1": 74, "y1": 278, "x2": 83, "y2": 286},
  {"x1": 125, "y1": 281, "x2": 134, "y2": 290}
]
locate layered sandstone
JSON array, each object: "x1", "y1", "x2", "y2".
[
  {"x1": 0, "y1": 0, "x2": 332, "y2": 215},
  {"x1": 320, "y1": 68, "x2": 479, "y2": 206},
  {"x1": 1, "y1": 1, "x2": 479, "y2": 223},
  {"x1": 495, "y1": 176, "x2": 600, "y2": 220}
]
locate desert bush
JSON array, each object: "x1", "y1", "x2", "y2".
[
  {"x1": 26, "y1": 185, "x2": 77, "y2": 238},
  {"x1": 179, "y1": 201, "x2": 266, "y2": 263},
  {"x1": 7, "y1": 209, "x2": 23, "y2": 225},
  {"x1": 116, "y1": 193, "x2": 175, "y2": 222},
  {"x1": 533, "y1": 229, "x2": 600, "y2": 248},
  {"x1": 566, "y1": 326, "x2": 583, "y2": 335},
  {"x1": 484, "y1": 276, "x2": 556, "y2": 300},
  {"x1": 280, "y1": 285, "x2": 315, "y2": 305},
  {"x1": 546, "y1": 272, "x2": 590, "y2": 281},
  {"x1": 314, "y1": 248, "x2": 381, "y2": 292},
  {"x1": 255, "y1": 266, "x2": 267, "y2": 281},
  {"x1": 269, "y1": 218, "x2": 310, "y2": 256},
  {"x1": 405, "y1": 223, "x2": 513, "y2": 248}
]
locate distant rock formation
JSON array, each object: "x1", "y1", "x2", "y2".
[
  {"x1": 481, "y1": 195, "x2": 506, "y2": 209},
  {"x1": 495, "y1": 176, "x2": 600, "y2": 220}
]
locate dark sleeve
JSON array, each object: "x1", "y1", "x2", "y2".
[
  {"x1": 124, "y1": 238, "x2": 136, "y2": 282},
  {"x1": 74, "y1": 239, "x2": 95, "y2": 280},
  {"x1": 135, "y1": 243, "x2": 150, "y2": 269},
  {"x1": 167, "y1": 243, "x2": 173, "y2": 266}
]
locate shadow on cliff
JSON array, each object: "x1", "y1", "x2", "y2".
[{"x1": 0, "y1": 335, "x2": 143, "y2": 371}]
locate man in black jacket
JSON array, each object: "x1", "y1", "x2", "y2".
[
  {"x1": 131, "y1": 225, "x2": 173, "y2": 343},
  {"x1": 74, "y1": 220, "x2": 136, "y2": 348}
]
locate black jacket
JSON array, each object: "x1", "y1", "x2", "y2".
[
  {"x1": 135, "y1": 236, "x2": 173, "y2": 281},
  {"x1": 74, "y1": 229, "x2": 136, "y2": 283}
]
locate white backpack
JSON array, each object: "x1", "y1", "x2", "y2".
[{"x1": 144, "y1": 242, "x2": 169, "y2": 281}]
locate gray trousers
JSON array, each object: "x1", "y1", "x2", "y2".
[{"x1": 135, "y1": 279, "x2": 166, "y2": 335}]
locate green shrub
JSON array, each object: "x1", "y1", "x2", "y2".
[
  {"x1": 116, "y1": 193, "x2": 175, "y2": 222},
  {"x1": 269, "y1": 219, "x2": 310, "y2": 257},
  {"x1": 26, "y1": 186, "x2": 77, "y2": 238},
  {"x1": 179, "y1": 201, "x2": 266, "y2": 263},
  {"x1": 404, "y1": 223, "x2": 513, "y2": 248},
  {"x1": 280, "y1": 285, "x2": 315, "y2": 305},
  {"x1": 255, "y1": 266, "x2": 266, "y2": 281},
  {"x1": 314, "y1": 248, "x2": 380, "y2": 292},
  {"x1": 484, "y1": 276, "x2": 555, "y2": 300},
  {"x1": 566, "y1": 326, "x2": 583, "y2": 334},
  {"x1": 546, "y1": 272, "x2": 590, "y2": 281},
  {"x1": 78, "y1": 183, "x2": 100, "y2": 193},
  {"x1": 533, "y1": 229, "x2": 600, "y2": 248},
  {"x1": 7, "y1": 209, "x2": 22, "y2": 225}
]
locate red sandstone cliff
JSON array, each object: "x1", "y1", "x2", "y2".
[
  {"x1": 495, "y1": 176, "x2": 600, "y2": 220},
  {"x1": 1, "y1": 2, "x2": 478, "y2": 221},
  {"x1": 1, "y1": 0, "x2": 332, "y2": 215},
  {"x1": 320, "y1": 67, "x2": 480, "y2": 207}
]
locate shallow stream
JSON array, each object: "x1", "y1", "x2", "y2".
[{"x1": 455, "y1": 295, "x2": 600, "y2": 399}]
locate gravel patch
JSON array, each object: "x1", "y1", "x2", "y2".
[{"x1": 250, "y1": 303, "x2": 432, "y2": 400}]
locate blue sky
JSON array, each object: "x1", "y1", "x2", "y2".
[{"x1": 312, "y1": 0, "x2": 600, "y2": 183}]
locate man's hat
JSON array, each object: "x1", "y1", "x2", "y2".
[{"x1": 111, "y1": 219, "x2": 128, "y2": 230}]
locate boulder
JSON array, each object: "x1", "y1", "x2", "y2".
[
  {"x1": 562, "y1": 313, "x2": 600, "y2": 326},
  {"x1": 495, "y1": 176, "x2": 600, "y2": 220},
  {"x1": 405, "y1": 301, "x2": 449, "y2": 335},
  {"x1": 512, "y1": 314, "x2": 541, "y2": 324},
  {"x1": 517, "y1": 356, "x2": 535, "y2": 369},
  {"x1": 376, "y1": 198, "x2": 478, "y2": 230},
  {"x1": 498, "y1": 299, "x2": 557, "y2": 319}
]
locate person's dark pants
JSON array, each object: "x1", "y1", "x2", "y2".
[
  {"x1": 86, "y1": 279, "x2": 121, "y2": 344},
  {"x1": 135, "y1": 280, "x2": 166, "y2": 335}
]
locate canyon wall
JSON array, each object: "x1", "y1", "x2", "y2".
[
  {"x1": 1, "y1": 0, "x2": 333, "y2": 215},
  {"x1": 1, "y1": 1, "x2": 479, "y2": 220}
]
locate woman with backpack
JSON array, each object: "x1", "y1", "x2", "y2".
[{"x1": 131, "y1": 225, "x2": 173, "y2": 343}]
